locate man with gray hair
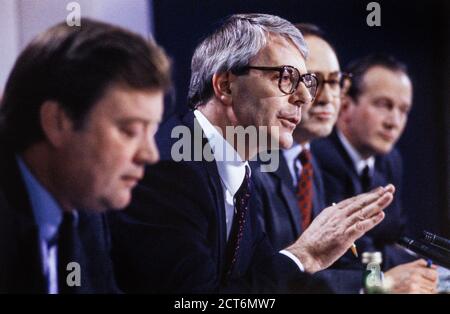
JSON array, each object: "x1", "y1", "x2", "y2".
[{"x1": 109, "y1": 13, "x2": 395, "y2": 293}]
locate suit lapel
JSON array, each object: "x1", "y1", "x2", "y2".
[
  {"x1": 182, "y1": 112, "x2": 228, "y2": 273},
  {"x1": 372, "y1": 159, "x2": 387, "y2": 190},
  {"x1": 311, "y1": 157, "x2": 325, "y2": 218},
  {"x1": 330, "y1": 130, "x2": 363, "y2": 195},
  {"x1": 273, "y1": 152, "x2": 302, "y2": 235},
  {"x1": 0, "y1": 148, "x2": 46, "y2": 293}
]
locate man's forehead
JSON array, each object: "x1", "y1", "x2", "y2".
[
  {"x1": 360, "y1": 67, "x2": 413, "y2": 104},
  {"x1": 364, "y1": 66, "x2": 410, "y2": 84},
  {"x1": 92, "y1": 86, "x2": 164, "y2": 119},
  {"x1": 305, "y1": 36, "x2": 340, "y2": 73},
  {"x1": 363, "y1": 67, "x2": 412, "y2": 92}
]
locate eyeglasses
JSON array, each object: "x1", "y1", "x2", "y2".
[
  {"x1": 232, "y1": 65, "x2": 319, "y2": 100},
  {"x1": 312, "y1": 71, "x2": 352, "y2": 95}
]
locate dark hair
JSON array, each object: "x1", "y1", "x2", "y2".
[
  {"x1": 345, "y1": 53, "x2": 409, "y2": 100},
  {"x1": 294, "y1": 23, "x2": 338, "y2": 56},
  {"x1": 294, "y1": 23, "x2": 325, "y2": 38},
  {"x1": 0, "y1": 18, "x2": 171, "y2": 152}
]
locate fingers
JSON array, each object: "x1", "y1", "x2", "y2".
[
  {"x1": 412, "y1": 277, "x2": 438, "y2": 294},
  {"x1": 411, "y1": 284, "x2": 437, "y2": 294},
  {"x1": 335, "y1": 184, "x2": 395, "y2": 212},
  {"x1": 348, "y1": 211, "x2": 385, "y2": 236},
  {"x1": 387, "y1": 260, "x2": 439, "y2": 294},
  {"x1": 336, "y1": 186, "x2": 384, "y2": 210},
  {"x1": 409, "y1": 260, "x2": 439, "y2": 282},
  {"x1": 383, "y1": 184, "x2": 395, "y2": 194},
  {"x1": 420, "y1": 268, "x2": 438, "y2": 283},
  {"x1": 415, "y1": 259, "x2": 428, "y2": 267},
  {"x1": 415, "y1": 259, "x2": 438, "y2": 270},
  {"x1": 391, "y1": 274, "x2": 437, "y2": 294},
  {"x1": 341, "y1": 185, "x2": 394, "y2": 217},
  {"x1": 344, "y1": 192, "x2": 392, "y2": 230}
]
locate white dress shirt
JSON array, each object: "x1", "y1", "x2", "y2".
[
  {"x1": 193, "y1": 110, "x2": 304, "y2": 272},
  {"x1": 337, "y1": 130, "x2": 375, "y2": 176}
]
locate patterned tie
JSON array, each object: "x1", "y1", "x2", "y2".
[
  {"x1": 226, "y1": 166, "x2": 252, "y2": 277},
  {"x1": 296, "y1": 149, "x2": 313, "y2": 231},
  {"x1": 360, "y1": 165, "x2": 372, "y2": 193}
]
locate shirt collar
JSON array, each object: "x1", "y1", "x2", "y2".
[
  {"x1": 283, "y1": 142, "x2": 310, "y2": 167},
  {"x1": 16, "y1": 156, "x2": 63, "y2": 243},
  {"x1": 194, "y1": 110, "x2": 249, "y2": 196},
  {"x1": 336, "y1": 129, "x2": 375, "y2": 176}
]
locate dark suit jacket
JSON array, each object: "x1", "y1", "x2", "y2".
[
  {"x1": 251, "y1": 151, "x2": 364, "y2": 293},
  {"x1": 311, "y1": 129, "x2": 415, "y2": 271},
  {"x1": 108, "y1": 111, "x2": 330, "y2": 293},
  {"x1": 0, "y1": 138, "x2": 118, "y2": 293},
  {"x1": 251, "y1": 150, "x2": 325, "y2": 250}
]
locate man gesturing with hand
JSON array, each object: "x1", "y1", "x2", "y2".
[{"x1": 287, "y1": 185, "x2": 394, "y2": 273}]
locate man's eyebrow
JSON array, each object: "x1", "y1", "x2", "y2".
[
  {"x1": 322, "y1": 71, "x2": 342, "y2": 76},
  {"x1": 308, "y1": 70, "x2": 341, "y2": 75},
  {"x1": 116, "y1": 117, "x2": 157, "y2": 125},
  {"x1": 120, "y1": 116, "x2": 163, "y2": 125}
]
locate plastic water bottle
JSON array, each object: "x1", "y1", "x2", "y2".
[{"x1": 362, "y1": 251, "x2": 384, "y2": 294}]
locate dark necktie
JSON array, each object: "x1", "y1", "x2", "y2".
[
  {"x1": 226, "y1": 166, "x2": 252, "y2": 277},
  {"x1": 296, "y1": 149, "x2": 313, "y2": 231},
  {"x1": 57, "y1": 211, "x2": 80, "y2": 294},
  {"x1": 360, "y1": 165, "x2": 372, "y2": 193}
]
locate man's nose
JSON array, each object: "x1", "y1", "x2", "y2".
[
  {"x1": 315, "y1": 83, "x2": 336, "y2": 106},
  {"x1": 385, "y1": 107, "x2": 403, "y2": 129},
  {"x1": 135, "y1": 135, "x2": 160, "y2": 166},
  {"x1": 291, "y1": 82, "x2": 313, "y2": 107}
]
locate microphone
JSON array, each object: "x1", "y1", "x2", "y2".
[
  {"x1": 398, "y1": 236, "x2": 450, "y2": 269},
  {"x1": 423, "y1": 231, "x2": 450, "y2": 252}
]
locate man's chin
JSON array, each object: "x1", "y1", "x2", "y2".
[
  {"x1": 371, "y1": 141, "x2": 394, "y2": 156},
  {"x1": 278, "y1": 133, "x2": 294, "y2": 150},
  {"x1": 99, "y1": 193, "x2": 132, "y2": 212}
]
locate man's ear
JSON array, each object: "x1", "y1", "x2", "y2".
[
  {"x1": 340, "y1": 94, "x2": 354, "y2": 112},
  {"x1": 212, "y1": 71, "x2": 233, "y2": 106},
  {"x1": 40, "y1": 101, "x2": 74, "y2": 147},
  {"x1": 341, "y1": 76, "x2": 352, "y2": 95},
  {"x1": 339, "y1": 94, "x2": 355, "y2": 121}
]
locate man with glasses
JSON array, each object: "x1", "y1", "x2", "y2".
[
  {"x1": 108, "y1": 14, "x2": 395, "y2": 293},
  {"x1": 251, "y1": 24, "x2": 365, "y2": 293},
  {"x1": 312, "y1": 54, "x2": 438, "y2": 293},
  {"x1": 254, "y1": 24, "x2": 437, "y2": 293}
]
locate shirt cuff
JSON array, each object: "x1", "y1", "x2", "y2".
[{"x1": 279, "y1": 250, "x2": 305, "y2": 272}]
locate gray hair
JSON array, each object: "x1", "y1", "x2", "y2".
[{"x1": 187, "y1": 13, "x2": 308, "y2": 108}]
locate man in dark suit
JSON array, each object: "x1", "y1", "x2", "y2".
[
  {"x1": 253, "y1": 24, "x2": 364, "y2": 293},
  {"x1": 312, "y1": 54, "x2": 438, "y2": 293},
  {"x1": 108, "y1": 14, "x2": 395, "y2": 293},
  {"x1": 0, "y1": 19, "x2": 171, "y2": 293}
]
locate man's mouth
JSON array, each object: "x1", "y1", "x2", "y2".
[
  {"x1": 122, "y1": 175, "x2": 143, "y2": 188},
  {"x1": 309, "y1": 106, "x2": 335, "y2": 120},
  {"x1": 311, "y1": 111, "x2": 333, "y2": 120},
  {"x1": 279, "y1": 116, "x2": 300, "y2": 130},
  {"x1": 379, "y1": 132, "x2": 396, "y2": 142}
]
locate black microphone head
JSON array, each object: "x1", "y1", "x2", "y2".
[
  {"x1": 422, "y1": 230, "x2": 450, "y2": 252},
  {"x1": 423, "y1": 230, "x2": 435, "y2": 242},
  {"x1": 398, "y1": 236, "x2": 413, "y2": 248},
  {"x1": 397, "y1": 236, "x2": 450, "y2": 269}
]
